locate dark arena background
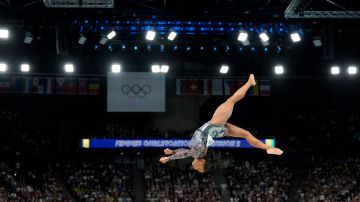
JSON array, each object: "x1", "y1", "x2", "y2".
[{"x1": 0, "y1": 0, "x2": 360, "y2": 201}]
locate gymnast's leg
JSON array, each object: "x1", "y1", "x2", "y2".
[
  {"x1": 225, "y1": 123, "x2": 283, "y2": 155},
  {"x1": 209, "y1": 74, "x2": 256, "y2": 126}
]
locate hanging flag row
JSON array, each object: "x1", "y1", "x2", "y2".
[
  {"x1": 176, "y1": 78, "x2": 271, "y2": 96},
  {"x1": 0, "y1": 77, "x2": 100, "y2": 95}
]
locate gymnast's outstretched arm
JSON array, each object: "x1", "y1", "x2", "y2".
[{"x1": 160, "y1": 148, "x2": 194, "y2": 163}]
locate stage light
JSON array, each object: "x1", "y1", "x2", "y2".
[
  {"x1": 0, "y1": 29, "x2": 9, "y2": 39},
  {"x1": 99, "y1": 36, "x2": 108, "y2": 45},
  {"x1": 106, "y1": 30, "x2": 116, "y2": 39},
  {"x1": 160, "y1": 65, "x2": 169, "y2": 73},
  {"x1": 313, "y1": 36, "x2": 322, "y2": 47},
  {"x1": 111, "y1": 64, "x2": 121, "y2": 73},
  {"x1": 78, "y1": 35, "x2": 87, "y2": 45},
  {"x1": 172, "y1": 45, "x2": 178, "y2": 51},
  {"x1": 220, "y1": 65, "x2": 229, "y2": 74},
  {"x1": 160, "y1": 45, "x2": 165, "y2": 52},
  {"x1": 0, "y1": 63, "x2": 7, "y2": 72},
  {"x1": 24, "y1": 32, "x2": 33, "y2": 44},
  {"x1": 238, "y1": 31, "x2": 248, "y2": 42},
  {"x1": 146, "y1": 30, "x2": 156, "y2": 41},
  {"x1": 259, "y1": 32, "x2": 269, "y2": 42},
  {"x1": 64, "y1": 64, "x2": 74, "y2": 73},
  {"x1": 186, "y1": 46, "x2": 191, "y2": 51},
  {"x1": 21, "y1": 64, "x2": 30, "y2": 72},
  {"x1": 167, "y1": 31, "x2": 177, "y2": 41},
  {"x1": 225, "y1": 45, "x2": 230, "y2": 52},
  {"x1": 348, "y1": 66, "x2": 357, "y2": 75},
  {"x1": 151, "y1": 65, "x2": 160, "y2": 73},
  {"x1": 275, "y1": 65, "x2": 284, "y2": 75},
  {"x1": 330, "y1": 66, "x2": 340, "y2": 75},
  {"x1": 290, "y1": 32, "x2": 301, "y2": 43}
]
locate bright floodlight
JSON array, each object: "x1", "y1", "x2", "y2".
[
  {"x1": 0, "y1": 29, "x2": 9, "y2": 39},
  {"x1": 238, "y1": 32, "x2": 248, "y2": 42},
  {"x1": 259, "y1": 32, "x2": 269, "y2": 42},
  {"x1": 330, "y1": 66, "x2": 340, "y2": 75},
  {"x1": 151, "y1": 65, "x2": 160, "y2": 73},
  {"x1": 290, "y1": 32, "x2": 301, "y2": 42},
  {"x1": 21, "y1": 64, "x2": 30, "y2": 72},
  {"x1": 146, "y1": 31, "x2": 156, "y2": 41},
  {"x1": 65, "y1": 64, "x2": 74, "y2": 73},
  {"x1": 275, "y1": 65, "x2": 284, "y2": 75},
  {"x1": 160, "y1": 65, "x2": 169, "y2": 73},
  {"x1": 167, "y1": 32, "x2": 177, "y2": 41},
  {"x1": 220, "y1": 65, "x2": 229, "y2": 74},
  {"x1": 0, "y1": 63, "x2": 6, "y2": 72},
  {"x1": 106, "y1": 31, "x2": 116, "y2": 39},
  {"x1": 348, "y1": 66, "x2": 358, "y2": 75},
  {"x1": 111, "y1": 64, "x2": 121, "y2": 73}
]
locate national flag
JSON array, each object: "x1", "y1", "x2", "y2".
[
  {"x1": 24, "y1": 77, "x2": 33, "y2": 94},
  {"x1": 66, "y1": 78, "x2": 77, "y2": 95},
  {"x1": 9, "y1": 77, "x2": 24, "y2": 94},
  {"x1": 211, "y1": 79, "x2": 223, "y2": 95},
  {"x1": 176, "y1": 79, "x2": 200, "y2": 95},
  {"x1": 78, "y1": 78, "x2": 88, "y2": 95},
  {"x1": 248, "y1": 80, "x2": 259, "y2": 96},
  {"x1": 199, "y1": 79, "x2": 212, "y2": 95},
  {"x1": 88, "y1": 78, "x2": 100, "y2": 95},
  {"x1": 224, "y1": 79, "x2": 246, "y2": 95},
  {"x1": 0, "y1": 77, "x2": 10, "y2": 93},
  {"x1": 56, "y1": 78, "x2": 67, "y2": 94},
  {"x1": 259, "y1": 80, "x2": 271, "y2": 96},
  {"x1": 35, "y1": 78, "x2": 54, "y2": 94}
]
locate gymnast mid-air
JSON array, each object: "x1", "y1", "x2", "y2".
[{"x1": 160, "y1": 74, "x2": 283, "y2": 172}]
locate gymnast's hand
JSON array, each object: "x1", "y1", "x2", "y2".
[
  {"x1": 159, "y1": 157, "x2": 170, "y2": 163},
  {"x1": 266, "y1": 147, "x2": 283, "y2": 155}
]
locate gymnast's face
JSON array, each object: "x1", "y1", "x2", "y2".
[{"x1": 192, "y1": 159, "x2": 205, "y2": 173}]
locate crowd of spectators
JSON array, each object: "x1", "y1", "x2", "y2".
[
  {"x1": 226, "y1": 160, "x2": 292, "y2": 202},
  {"x1": 63, "y1": 162, "x2": 133, "y2": 202},
  {"x1": 0, "y1": 162, "x2": 68, "y2": 201},
  {"x1": 296, "y1": 157, "x2": 360, "y2": 202},
  {"x1": 144, "y1": 161, "x2": 222, "y2": 202}
]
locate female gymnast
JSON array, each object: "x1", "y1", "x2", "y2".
[{"x1": 160, "y1": 74, "x2": 283, "y2": 172}]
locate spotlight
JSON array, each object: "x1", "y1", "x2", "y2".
[
  {"x1": 111, "y1": 64, "x2": 121, "y2": 73},
  {"x1": 167, "y1": 31, "x2": 177, "y2": 41},
  {"x1": 275, "y1": 65, "x2": 284, "y2": 75},
  {"x1": 220, "y1": 65, "x2": 229, "y2": 74},
  {"x1": 212, "y1": 46, "x2": 217, "y2": 52},
  {"x1": 290, "y1": 32, "x2": 301, "y2": 43},
  {"x1": 313, "y1": 36, "x2": 322, "y2": 47},
  {"x1": 259, "y1": 32, "x2": 269, "y2": 42},
  {"x1": 172, "y1": 45, "x2": 178, "y2": 51},
  {"x1": 78, "y1": 34, "x2": 87, "y2": 45},
  {"x1": 348, "y1": 66, "x2": 357, "y2": 75},
  {"x1": 237, "y1": 31, "x2": 248, "y2": 42},
  {"x1": 330, "y1": 66, "x2": 340, "y2": 75},
  {"x1": 151, "y1": 65, "x2": 160, "y2": 73},
  {"x1": 21, "y1": 64, "x2": 30, "y2": 72},
  {"x1": 186, "y1": 46, "x2": 191, "y2": 51},
  {"x1": 225, "y1": 45, "x2": 230, "y2": 52},
  {"x1": 160, "y1": 45, "x2": 165, "y2": 52},
  {"x1": 147, "y1": 45, "x2": 152, "y2": 51},
  {"x1": 64, "y1": 64, "x2": 74, "y2": 73},
  {"x1": 146, "y1": 30, "x2": 156, "y2": 41},
  {"x1": 0, "y1": 29, "x2": 9, "y2": 39},
  {"x1": 160, "y1": 65, "x2": 169, "y2": 73},
  {"x1": 24, "y1": 32, "x2": 33, "y2": 44},
  {"x1": 0, "y1": 63, "x2": 7, "y2": 72},
  {"x1": 99, "y1": 36, "x2": 108, "y2": 45},
  {"x1": 106, "y1": 30, "x2": 116, "y2": 40}
]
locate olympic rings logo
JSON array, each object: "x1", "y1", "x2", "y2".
[{"x1": 121, "y1": 84, "x2": 152, "y2": 98}]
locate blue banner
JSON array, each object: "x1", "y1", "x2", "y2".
[{"x1": 80, "y1": 138, "x2": 275, "y2": 148}]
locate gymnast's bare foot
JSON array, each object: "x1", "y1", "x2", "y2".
[{"x1": 248, "y1": 74, "x2": 256, "y2": 86}]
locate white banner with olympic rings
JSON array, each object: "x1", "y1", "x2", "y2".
[{"x1": 107, "y1": 72, "x2": 165, "y2": 112}]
